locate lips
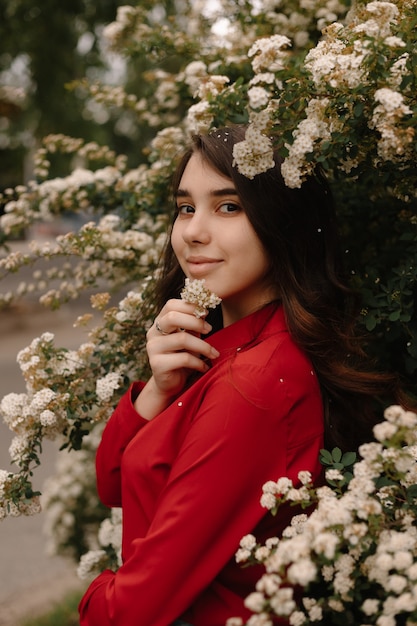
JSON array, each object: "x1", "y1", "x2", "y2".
[
  {"x1": 186, "y1": 256, "x2": 222, "y2": 276},
  {"x1": 186, "y1": 256, "x2": 220, "y2": 264}
]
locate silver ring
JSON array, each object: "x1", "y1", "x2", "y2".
[{"x1": 155, "y1": 320, "x2": 170, "y2": 335}]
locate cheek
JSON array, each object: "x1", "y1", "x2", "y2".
[
  {"x1": 247, "y1": 238, "x2": 272, "y2": 278},
  {"x1": 242, "y1": 226, "x2": 269, "y2": 267},
  {"x1": 170, "y1": 222, "x2": 182, "y2": 257}
]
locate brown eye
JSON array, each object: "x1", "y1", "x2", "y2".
[
  {"x1": 219, "y1": 202, "x2": 241, "y2": 214},
  {"x1": 177, "y1": 204, "x2": 195, "y2": 215}
]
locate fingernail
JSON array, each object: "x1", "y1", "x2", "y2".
[
  {"x1": 203, "y1": 322, "x2": 212, "y2": 333},
  {"x1": 211, "y1": 347, "x2": 220, "y2": 358}
]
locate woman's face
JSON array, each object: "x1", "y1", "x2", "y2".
[{"x1": 171, "y1": 152, "x2": 278, "y2": 326}]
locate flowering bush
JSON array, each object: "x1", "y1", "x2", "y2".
[
  {"x1": 228, "y1": 405, "x2": 417, "y2": 626},
  {"x1": 41, "y1": 425, "x2": 109, "y2": 561},
  {"x1": 0, "y1": 280, "x2": 163, "y2": 517},
  {"x1": 0, "y1": 3, "x2": 416, "y2": 619}
]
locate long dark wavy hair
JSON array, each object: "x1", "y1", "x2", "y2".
[{"x1": 152, "y1": 125, "x2": 412, "y2": 452}]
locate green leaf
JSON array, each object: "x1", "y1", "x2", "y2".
[
  {"x1": 332, "y1": 447, "x2": 342, "y2": 463},
  {"x1": 375, "y1": 475, "x2": 396, "y2": 488},
  {"x1": 365, "y1": 315, "x2": 377, "y2": 331},
  {"x1": 353, "y1": 102, "x2": 364, "y2": 118},
  {"x1": 388, "y1": 310, "x2": 401, "y2": 321},
  {"x1": 320, "y1": 449, "x2": 334, "y2": 465},
  {"x1": 341, "y1": 451, "x2": 357, "y2": 467},
  {"x1": 406, "y1": 484, "x2": 417, "y2": 504}
]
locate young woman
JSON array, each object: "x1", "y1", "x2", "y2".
[{"x1": 79, "y1": 126, "x2": 405, "y2": 626}]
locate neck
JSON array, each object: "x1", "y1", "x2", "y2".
[{"x1": 221, "y1": 297, "x2": 280, "y2": 327}]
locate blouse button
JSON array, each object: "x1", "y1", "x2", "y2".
[{"x1": 177, "y1": 401, "x2": 183, "y2": 407}]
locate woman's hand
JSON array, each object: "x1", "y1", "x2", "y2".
[{"x1": 134, "y1": 299, "x2": 220, "y2": 420}]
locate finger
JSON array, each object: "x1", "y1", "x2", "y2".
[
  {"x1": 151, "y1": 310, "x2": 212, "y2": 338},
  {"x1": 148, "y1": 331, "x2": 219, "y2": 362},
  {"x1": 152, "y1": 351, "x2": 213, "y2": 376},
  {"x1": 159, "y1": 299, "x2": 200, "y2": 318},
  {"x1": 149, "y1": 352, "x2": 213, "y2": 397}
]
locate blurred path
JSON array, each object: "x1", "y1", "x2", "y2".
[{"x1": 0, "y1": 297, "x2": 91, "y2": 624}]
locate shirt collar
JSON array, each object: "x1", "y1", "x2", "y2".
[{"x1": 206, "y1": 302, "x2": 287, "y2": 356}]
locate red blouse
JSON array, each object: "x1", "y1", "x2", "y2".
[{"x1": 79, "y1": 304, "x2": 324, "y2": 626}]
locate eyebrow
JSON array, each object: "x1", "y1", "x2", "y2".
[{"x1": 175, "y1": 187, "x2": 239, "y2": 198}]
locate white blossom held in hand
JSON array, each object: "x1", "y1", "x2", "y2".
[{"x1": 180, "y1": 278, "x2": 222, "y2": 318}]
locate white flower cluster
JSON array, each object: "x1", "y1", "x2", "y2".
[
  {"x1": 185, "y1": 101, "x2": 215, "y2": 136},
  {"x1": 0, "y1": 84, "x2": 26, "y2": 107},
  {"x1": 198, "y1": 74, "x2": 231, "y2": 101},
  {"x1": 102, "y1": 5, "x2": 137, "y2": 46},
  {"x1": 260, "y1": 0, "x2": 349, "y2": 45},
  {"x1": 233, "y1": 124, "x2": 275, "y2": 179},
  {"x1": 281, "y1": 98, "x2": 332, "y2": 188},
  {"x1": 248, "y1": 35, "x2": 291, "y2": 74},
  {"x1": 149, "y1": 126, "x2": 187, "y2": 165},
  {"x1": 37, "y1": 134, "x2": 119, "y2": 168},
  {"x1": 152, "y1": 71, "x2": 181, "y2": 121},
  {"x1": 236, "y1": 533, "x2": 258, "y2": 563},
  {"x1": 303, "y1": 1, "x2": 401, "y2": 92},
  {"x1": 76, "y1": 215, "x2": 158, "y2": 265},
  {"x1": 77, "y1": 508, "x2": 122, "y2": 580},
  {"x1": 247, "y1": 86, "x2": 270, "y2": 110},
  {"x1": 76, "y1": 549, "x2": 109, "y2": 581},
  {"x1": 96, "y1": 372, "x2": 122, "y2": 403},
  {"x1": 1, "y1": 380, "x2": 70, "y2": 448},
  {"x1": 305, "y1": 28, "x2": 368, "y2": 91},
  {"x1": 0, "y1": 470, "x2": 41, "y2": 520},
  {"x1": 233, "y1": 405, "x2": 417, "y2": 624},
  {"x1": 114, "y1": 289, "x2": 145, "y2": 324},
  {"x1": 232, "y1": 36, "x2": 291, "y2": 179},
  {"x1": 369, "y1": 87, "x2": 413, "y2": 161},
  {"x1": 180, "y1": 278, "x2": 222, "y2": 318},
  {"x1": 182, "y1": 59, "x2": 230, "y2": 103},
  {"x1": 88, "y1": 82, "x2": 142, "y2": 112},
  {"x1": 354, "y1": 1, "x2": 400, "y2": 39},
  {"x1": 182, "y1": 61, "x2": 209, "y2": 96}
]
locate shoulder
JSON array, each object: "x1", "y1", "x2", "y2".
[
  {"x1": 195, "y1": 329, "x2": 323, "y2": 450},
  {"x1": 202, "y1": 304, "x2": 321, "y2": 410},
  {"x1": 204, "y1": 328, "x2": 319, "y2": 416},
  {"x1": 235, "y1": 330, "x2": 318, "y2": 400}
]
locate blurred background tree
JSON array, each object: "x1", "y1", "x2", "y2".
[
  {"x1": 0, "y1": 0, "x2": 194, "y2": 190},
  {"x1": 1, "y1": 0, "x2": 120, "y2": 187}
]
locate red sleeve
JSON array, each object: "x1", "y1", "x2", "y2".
[
  {"x1": 80, "y1": 361, "x2": 323, "y2": 626},
  {"x1": 96, "y1": 381, "x2": 147, "y2": 507},
  {"x1": 79, "y1": 571, "x2": 114, "y2": 626}
]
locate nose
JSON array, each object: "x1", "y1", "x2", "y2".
[{"x1": 182, "y1": 210, "x2": 211, "y2": 245}]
